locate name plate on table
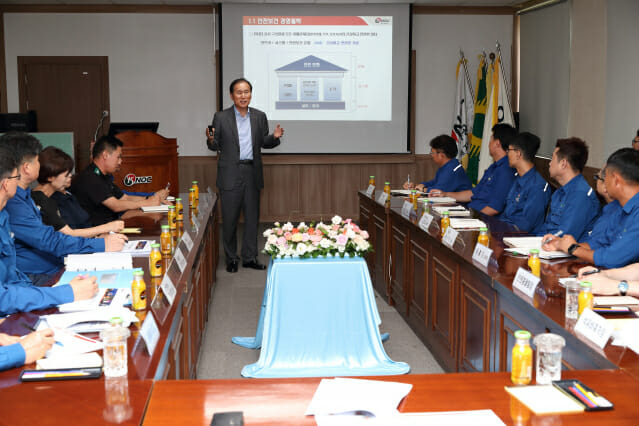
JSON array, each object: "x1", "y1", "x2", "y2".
[
  {"x1": 160, "y1": 275, "x2": 176, "y2": 306},
  {"x1": 401, "y1": 201, "x2": 413, "y2": 219},
  {"x1": 191, "y1": 214, "x2": 201, "y2": 230},
  {"x1": 442, "y1": 226, "x2": 458, "y2": 248},
  {"x1": 181, "y1": 231, "x2": 194, "y2": 253},
  {"x1": 575, "y1": 308, "x2": 614, "y2": 348},
  {"x1": 376, "y1": 192, "x2": 388, "y2": 205},
  {"x1": 418, "y1": 212, "x2": 434, "y2": 232},
  {"x1": 472, "y1": 243, "x2": 493, "y2": 268},
  {"x1": 513, "y1": 267, "x2": 540, "y2": 298},
  {"x1": 365, "y1": 185, "x2": 375, "y2": 197},
  {"x1": 140, "y1": 312, "x2": 160, "y2": 355},
  {"x1": 173, "y1": 247, "x2": 187, "y2": 273}
]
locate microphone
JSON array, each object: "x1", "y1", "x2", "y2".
[{"x1": 93, "y1": 110, "x2": 109, "y2": 141}]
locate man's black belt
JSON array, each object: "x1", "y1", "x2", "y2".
[{"x1": 238, "y1": 160, "x2": 253, "y2": 165}]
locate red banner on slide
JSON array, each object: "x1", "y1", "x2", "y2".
[{"x1": 243, "y1": 16, "x2": 369, "y2": 26}]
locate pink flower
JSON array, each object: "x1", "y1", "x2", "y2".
[
  {"x1": 360, "y1": 231, "x2": 369, "y2": 239},
  {"x1": 276, "y1": 236, "x2": 286, "y2": 246},
  {"x1": 310, "y1": 234, "x2": 322, "y2": 243},
  {"x1": 302, "y1": 233, "x2": 310, "y2": 242},
  {"x1": 332, "y1": 224, "x2": 339, "y2": 231},
  {"x1": 345, "y1": 218, "x2": 352, "y2": 224},
  {"x1": 336, "y1": 234, "x2": 348, "y2": 245},
  {"x1": 352, "y1": 224, "x2": 360, "y2": 232},
  {"x1": 314, "y1": 229, "x2": 323, "y2": 236},
  {"x1": 284, "y1": 232, "x2": 292, "y2": 241},
  {"x1": 277, "y1": 229, "x2": 283, "y2": 236}
]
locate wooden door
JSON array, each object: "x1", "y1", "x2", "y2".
[{"x1": 18, "y1": 56, "x2": 110, "y2": 172}]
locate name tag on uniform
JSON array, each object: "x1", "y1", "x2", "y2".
[
  {"x1": 160, "y1": 275, "x2": 177, "y2": 306},
  {"x1": 418, "y1": 212, "x2": 434, "y2": 232},
  {"x1": 575, "y1": 308, "x2": 613, "y2": 348},
  {"x1": 377, "y1": 192, "x2": 388, "y2": 205},
  {"x1": 513, "y1": 267, "x2": 540, "y2": 298},
  {"x1": 401, "y1": 201, "x2": 413, "y2": 219},
  {"x1": 442, "y1": 226, "x2": 458, "y2": 248},
  {"x1": 366, "y1": 185, "x2": 375, "y2": 198},
  {"x1": 472, "y1": 243, "x2": 493, "y2": 267}
]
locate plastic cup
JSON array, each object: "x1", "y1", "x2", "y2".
[
  {"x1": 533, "y1": 333, "x2": 565, "y2": 385},
  {"x1": 564, "y1": 280, "x2": 580, "y2": 319},
  {"x1": 100, "y1": 325, "x2": 131, "y2": 378}
]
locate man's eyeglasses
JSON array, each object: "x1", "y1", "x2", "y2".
[
  {"x1": 593, "y1": 174, "x2": 604, "y2": 182},
  {"x1": 506, "y1": 148, "x2": 519, "y2": 153},
  {"x1": 4, "y1": 174, "x2": 20, "y2": 180}
]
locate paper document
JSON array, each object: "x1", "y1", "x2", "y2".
[
  {"x1": 141, "y1": 205, "x2": 169, "y2": 213},
  {"x1": 43, "y1": 328, "x2": 103, "y2": 358},
  {"x1": 418, "y1": 196, "x2": 458, "y2": 204},
  {"x1": 505, "y1": 385, "x2": 584, "y2": 415},
  {"x1": 503, "y1": 237, "x2": 570, "y2": 259},
  {"x1": 64, "y1": 253, "x2": 133, "y2": 271},
  {"x1": 42, "y1": 307, "x2": 138, "y2": 333},
  {"x1": 37, "y1": 352, "x2": 102, "y2": 370},
  {"x1": 594, "y1": 296, "x2": 639, "y2": 306},
  {"x1": 315, "y1": 409, "x2": 505, "y2": 426},
  {"x1": 610, "y1": 318, "x2": 639, "y2": 355},
  {"x1": 121, "y1": 240, "x2": 153, "y2": 257},
  {"x1": 57, "y1": 288, "x2": 130, "y2": 313},
  {"x1": 120, "y1": 227, "x2": 142, "y2": 234},
  {"x1": 449, "y1": 218, "x2": 486, "y2": 229},
  {"x1": 57, "y1": 269, "x2": 136, "y2": 289},
  {"x1": 391, "y1": 190, "x2": 426, "y2": 196}
]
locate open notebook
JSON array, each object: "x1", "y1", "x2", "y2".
[{"x1": 503, "y1": 237, "x2": 571, "y2": 259}]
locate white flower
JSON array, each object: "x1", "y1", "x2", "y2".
[
  {"x1": 296, "y1": 244, "x2": 308, "y2": 256},
  {"x1": 267, "y1": 234, "x2": 277, "y2": 244},
  {"x1": 319, "y1": 238, "x2": 332, "y2": 249},
  {"x1": 331, "y1": 215, "x2": 342, "y2": 225},
  {"x1": 345, "y1": 229, "x2": 356, "y2": 239},
  {"x1": 263, "y1": 229, "x2": 273, "y2": 237},
  {"x1": 274, "y1": 222, "x2": 280, "y2": 227},
  {"x1": 328, "y1": 230, "x2": 338, "y2": 239},
  {"x1": 337, "y1": 245, "x2": 345, "y2": 253},
  {"x1": 282, "y1": 222, "x2": 294, "y2": 231},
  {"x1": 298, "y1": 222, "x2": 306, "y2": 229}
]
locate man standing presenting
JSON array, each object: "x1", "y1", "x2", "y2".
[{"x1": 206, "y1": 78, "x2": 283, "y2": 273}]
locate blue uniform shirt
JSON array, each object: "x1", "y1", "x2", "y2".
[
  {"x1": 535, "y1": 174, "x2": 600, "y2": 240},
  {"x1": 468, "y1": 156, "x2": 517, "y2": 213},
  {"x1": 498, "y1": 168, "x2": 551, "y2": 232},
  {"x1": 592, "y1": 192, "x2": 639, "y2": 268},
  {"x1": 421, "y1": 158, "x2": 472, "y2": 193},
  {"x1": 582, "y1": 200, "x2": 622, "y2": 249},
  {"x1": 5, "y1": 186, "x2": 105, "y2": 275},
  {"x1": 234, "y1": 106, "x2": 253, "y2": 161},
  {"x1": 0, "y1": 344, "x2": 26, "y2": 371}
]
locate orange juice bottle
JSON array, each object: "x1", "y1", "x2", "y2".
[
  {"x1": 131, "y1": 269, "x2": 147, "y2": 311},
  {"x1": 175, "y1": 198, "x2": 184, "y2": 221},
  {"x1": 149, "y1": 243, "x2": 162, "y2": 277},
  {"x1": 191, "y1": 180, "x2": 199, "y2": 201},
  {"x1": 383, "y1": 181, "x2": 391, "y2": 207},
  {"x1": 578, "y1": 281, "x2": 594, "y2": 316},
  {"x1": 440, "y1": 211, "x2": 450, "y2": 237},
  {"x1": 189, "y1": 188, "x2": 196, "y2": 209},
  {"x1": 528, "y1": 249, "x2": 540, "y2": 277},
  {"x1": 411, "y1": 190, "x2": 418, "y2": 211},
  {"x1": 160, "y1": 225, "x2": 172, "y2": 255},
  {"x1": 167, "y1": 205, "x2": 177, "y2": 229},
  {"x1": 511, "y1": 330, "x2": 532, "y2": 385},
  {"x1": 477, "y1": 227, "x2": 490, "y2": 247},
  {"x1": 368, "y1": 175, "x2": 375, "y2": 187}
]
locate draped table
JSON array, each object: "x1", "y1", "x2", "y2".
[{"x1": 232, "y1": 256, "x2": 409, "y2": 378}]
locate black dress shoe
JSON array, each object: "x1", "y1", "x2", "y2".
[
  {"x1": 242, "y1": 259, "x2": 266, "y2": 270},
  {"x1": 226, "y1": 260, "x2": 238, "y2": 273}
]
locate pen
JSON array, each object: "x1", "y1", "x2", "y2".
[
  {"x1": 20, "y1": 322, "x2": 36, "y2": 332},
  {"x1": 582, "y1": 269, "x2": 600, "y2": 276},
  {"x1": 542, "y1": 230, "x2": 564, "y2": 245},
  {"x1": 165, "y1": 182, "x2": 171, "y2": 191}
]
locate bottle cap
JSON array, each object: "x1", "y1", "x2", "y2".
[
  {"x1": 192, "y1": 180, "x2": 198, "y2": 184},
  {"x1": 479, "y1": 227, "x2": 488, "y2": 232},
  {"x1": 176, "y1": 198, "x2": 182, "y2": 201},
  {"x1": 529, "y1": 249, "x2": 539, "y2": 254},
  {"x1": 168, "y1": 205, "x2": 175, "y2": 210},
  {"x1": 151, "y1": 243, "x2": 160, "y2": 248},
  {"x1": 514, "y1": 330, "x2": 531, "y2": 340},
  {"x1": 580, "y1": 281, "x2": 593, "y2": 288},
  {"x1": 109, "y1": 317, "x2": 123, "y2": 326},
  {"x1": 385, "y1": 181, "x2": 390, "y2": 185},
  {"x1": 442, "y1": 211, "x2": 449, "y2": 215},
  {"x1": 161, "y1": 225, "x2": 169, "y2": 230},
  {"x1": 369, "y1": 175, "x2": 374, "y2": 178},
  {"x1": 133, "y1": 269, "x2": 144, "y2": 276},
  {"x1": 189, "y1": 188, "x2": 195, "y2": 192}
]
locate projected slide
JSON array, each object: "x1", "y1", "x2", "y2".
[{"x1": 243, "y1": 16, "x2": 393, "y2": 121}]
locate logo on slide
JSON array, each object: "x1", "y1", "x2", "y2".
[
  {"x1": 123, "y1": 173, "x2": 152, "y2": 186},
  {"x1": 374, "y1": 17, "x2": 391, "y2": 24}
]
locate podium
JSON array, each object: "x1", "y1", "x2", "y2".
[{"x1": 112, "y1": 131, "x2": 179, "y2": 196}]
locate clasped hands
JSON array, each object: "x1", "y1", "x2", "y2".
[
  {"x1": 205, "y1": 124, "x2": 284, "y2": 140},
  {"x1": 402, "y1": 181, "x2": 445, "y2": 197}
]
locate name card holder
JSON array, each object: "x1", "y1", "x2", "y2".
[
  {"x1": 472, "y1": 243, "x2": 493, "y2": 268},
  {"x1": 376, "y1": 192, "x2": 388, "y2": 206},
  {"x1": 401, "y1": 201, "x2": 413, "y2": 219},
  {"x1": 575, "y1": 308, "x2": 614, "y2": 348},
  {"x1": 160, "y1": 275, "x2": 177, "y2": 306},
  {"x1": 173, "y1": 247, "x2": 187, "y2": 273},
  {"x1": 512, "y1": 267, "x2": 541, "y2": 298},
  {"x1": 418, "y1": 212, "x2": 434, "y2": 232},
  {"x1": 366, "y1": 185, "x2": 375, "y2": 198},
  {"x1": 140, "y1": 312, "x2": 160, "y2": 355},
  {"x1": 181, "y1": 231, "x2": 194, "y2": 253},
  {"x1": 442, "y1": 226, "x2": 459, "y2": 248}
]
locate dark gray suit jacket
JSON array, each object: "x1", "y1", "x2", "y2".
[{"x1": 207, "y1": 106, "x2": 280, "y2": 190}]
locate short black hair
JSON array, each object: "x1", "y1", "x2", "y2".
[
  {"x1": 429, "y1": 134, "x2": 458, "y2": 159},
  {"x1": 555, "y1": 138, "x2": 588, "y2": 173},
  {"x1": 0, "y1": 131, "x2": 42, "y2": 166},
  {"x1": 92, "y1": 134, "x2": 123, "y2": 159},
  {"x1": 0, "y1": 145, "x2": 17, "y2": 179},
  {"x1": 508, "y1": 132, "x2": 540, "y2": 163},
  {"x1": 606, "y1": 148, "x2": 639, "y2": 184},
  {"x1": 492, "y1": 123, "x2": 518, "y2": 151},
  {"x1": 38, "y1": 146, "x2": 75, "y2": 185},
  {"x1": 229, "y1": 78, "x2": 252, "y2": 94}
]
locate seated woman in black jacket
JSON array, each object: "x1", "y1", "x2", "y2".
[{"x1": 32, "y1": 146, "x2": 123, "y2": 237}]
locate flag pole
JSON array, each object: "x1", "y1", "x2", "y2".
[
  {"x1": 459, "y1": 49, "x2": 475, "y2": 101},
  {"x1": 496, "y1": 41, "x2": 512, "y2": 113}
]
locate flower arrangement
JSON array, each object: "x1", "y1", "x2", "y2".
[{"x1": 262, "y1": 216, "x2": 373, "y2": 259}]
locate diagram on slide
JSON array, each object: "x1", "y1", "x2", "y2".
[{"x1": 274, "y1": 55, "x2": 348, "y2": 110}]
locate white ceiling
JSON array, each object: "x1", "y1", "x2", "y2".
[{"x1": 0, "y1": 0, "x2": 525, "y2": 6}]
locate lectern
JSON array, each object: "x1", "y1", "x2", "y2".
[{"x1": 112, "y1": 130, "x2": 179, "y2": 196}]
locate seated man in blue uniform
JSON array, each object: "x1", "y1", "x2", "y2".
[
  {"x1": 498, "y1": 132, "x2": 551, "y2": 232},
  {"x1": 0, "y1": 145, "x2": 99, "y2": 371},
  {"x1": 429, "y1": 124, "x2": 517, "y2": 215},
  {"x1": 403, "y1": 134, "x2": 472, "y2": 194},
  {"x1": 543, "y1": 148, "x2": 639, "y2": 269},
  {"x1": 535, "y1": 138, "x2": 600, "y2": 239},
  {"x1": 0, "y1": 132, "x2": 126, "y2": 286},
  {"x1": 581, "y1": 166, "x2": 622, "y2": 247}
]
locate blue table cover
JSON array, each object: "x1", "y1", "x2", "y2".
[{"x1": 232, "y1": 256, "x2": 410, "y2": 378}]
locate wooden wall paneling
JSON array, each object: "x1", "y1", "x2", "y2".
[
  {"x1": 361, "y1": 163, "x2": 395, "y2": 188},
  {"x1": 372, "y1": 207, "x2": 389, "y2": 299},
  {"x1": 331, "y1": 164, "x2": 361, "y2": 220},
  {"x1": 178, "y1": 157, "x2": 217, "y2": 194},
  {"x1": 458, "y1": 266, "x2": 495, "y2": 373},
  {"x1": 407, "y1": 232, "x2": 430, "y2": 341},
  {"x1": 299, "y1": 165, "x2": 332, "y2": 220},
  {"x1": 430, "y1": 252, "x2": 459, "y2": 372},
  {"x1": 261, "y1": 164, "x2": 299, "y2": 221},
  {"x1": 389, "y1": 218, "x2": 408, "y2": 315}
]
